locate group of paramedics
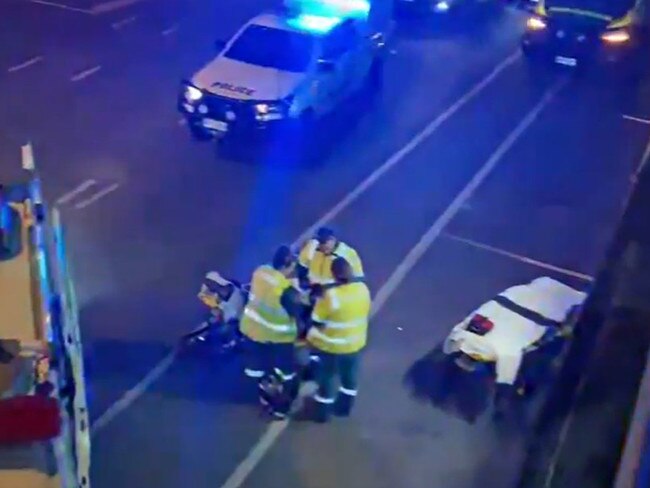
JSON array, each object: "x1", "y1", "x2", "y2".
[{"x1": 198, "y1": 227, "x2": 371, "y2": 423}]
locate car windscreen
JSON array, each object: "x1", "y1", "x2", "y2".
[
  {"x1": 545, "y1": 0, "x2": 636, "y2": 19},
  {"x1": 224, "y1": 25, "x2": 315, "y2": 73}
]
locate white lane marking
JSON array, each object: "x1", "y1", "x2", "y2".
[
  {"x1": 89, "y1": 52, "x2": 520, "y2": 434},
  {"x1": 293, "y1": 50, "x2": 522, "y2": 246},
  {"x1": 162, "y1": 25, "x2": 179, "y2": 36},
  {"x1": 21, "y1": 143, "x2": 35, "y2": 171},
  {"x1": 632, "y1": 132, "x2": 650, "y2": 183},
  {"x1": 74, "y1": 183, "x2": 120, "y2": 209},
  {"x1": 56, "y1": 179, "x2": 97, "y2": 205},
  {"x1": 443, "y1": 233, "x2": 594, "y2": 282},
  {"x1": 70, "y1": 65, "x2": 102, "y2": 82},
  {"x1": 218, "y1": 79, "x2": 567, "y2": 488},
  {"x1": 90, "y1": 351, "x2": 177, "y2": 435},
  {"x1": 29, "y1": 0, "x2": 90, "y2": 13},
  {"x1": 91, "y1": 0, "x2": 147, "y2": 14},
  {"x1": 111, "y1": 15, "x2": 137, "y2": 29},
  {"x1": 8, "y1": 56, "x2": 44, "y2": 73},
  {"x1": 623, "y1": 114, "x2": 650, "y2": 125}
]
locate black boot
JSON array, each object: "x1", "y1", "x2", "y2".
[
  {"x1": 314, "y1": 399, "x2": 332, "y2": 424},
  {"x1": 334, "y1": 392, "x2": 355, "y2": 417}
]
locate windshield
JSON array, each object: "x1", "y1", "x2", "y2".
[
  {"x1": 224, "y1": 24, "x2": 315, "y2": 73},
  {"x1": 545, "y1": 0, "x2": 635, "y2": 19}
]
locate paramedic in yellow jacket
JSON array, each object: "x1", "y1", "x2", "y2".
[
  {"x1": 306, "y1": 257, "x2": 371, "y2": 423},
  {"x1": 240, "y1": 245, "x2": 305, "y2": 419},
  {"x1": 297, "y1": 227, "x2": 364, "y2": 288}
]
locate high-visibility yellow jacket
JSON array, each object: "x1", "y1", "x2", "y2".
[
  {"x1": 298, "y1": 239, "x2": 364, "y2": 285},
  {"x1": 308, "y1": 281, "x2": 371, "y2": 354},
  {"x1": 240, "y1": 265, "x2": 297, "y2": 344}
]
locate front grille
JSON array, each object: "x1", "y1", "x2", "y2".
[{"x1": 203, "y1": 94, "x2": 253, "y2": 121}]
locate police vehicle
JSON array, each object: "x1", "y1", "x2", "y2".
[
  {"x1": 521, "y1": 0, "x2": 650, "y2": 74},
  {"x1": 178, "y1": 0, "x2": 392, "y2": 142}
]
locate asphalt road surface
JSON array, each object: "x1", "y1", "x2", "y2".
[{"x1": 1, "y1": 0, "x2": 650, "y2": 486}]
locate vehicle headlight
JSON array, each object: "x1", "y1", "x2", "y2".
[
  {"x1": 254, "y1": 103, "x2": 285, "y2": 120},
  {"x1": 433, "y1": 1, "x2": 450, "y2": 12},
  {"x1": 526, "y1": 16, "x2": 547, "y2": 30},
  {"x1": 185, "y1": 85, "x2": 203, "y2": 102},
  {"x1": 601, "y1": 29, "x2": 630, "y2": 44}
]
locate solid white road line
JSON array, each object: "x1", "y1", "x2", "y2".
[
  {"x1": 70, "y1": 65, "x2": 102, "y2": 82},
  {"x1": 74, "y1": 183, "x2": 120, "y2": 209},
  {"x1": 29, "y1": 0, "x2": 90, "y2": 13},
  {"x1": 8, "y1": 56, "x2": 44, "y2": 73},
  {"x1": 56, "y1": 179, "x2": 97, "y2": 205},
  {"x1": 218, "y1": 79, "x2": 567, "y2": 488},
  {"x1": 632, "y1": 133, "x2": 650, "y2": 182},
  {"x1": 112, "y1": 16, "x2": 137, "y2": 29},
  {"x1": 89, "y1": 51, "x2": 521, "y2": 435},
  {"x1": 444, "y1": 233, "x2": 594, "y2": 282},
  {"x1": 293, "y1": 50, "x2": 522, "y2": 245},
  {"x1": 162, "y1": 25, "x2": 179, "y2": 36},
  {"x1": 90, "y1": 351, "x2": 177, "y2": 434},
  {"x1": 91, "y1": 0, "x2": 148, "y2": 14},
  {"x1": 623, "y1": 114, "x2": 650, "y2": 126}
]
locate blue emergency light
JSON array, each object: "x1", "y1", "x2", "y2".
[
  {"x1": 284, "y1": 0, "x2": 370, "y2": 25},
  {"x1": 287, "y1": 14, "x2": 343, "y2": 33}
]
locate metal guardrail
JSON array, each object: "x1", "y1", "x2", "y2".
[
  {"x1": 517, "y1": 135, "x2": 650, "y2": 488},
  {"x1": 3, "y1": 143, "x2": 92, "y2": 488}
]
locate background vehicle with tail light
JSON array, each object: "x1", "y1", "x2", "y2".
[{"x1": 520, "y1": 0, "x2": 650, "y2": 75}]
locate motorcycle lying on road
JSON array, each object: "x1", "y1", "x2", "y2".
[{"x1": 179, "y1": 275, "x2": 251, "y2": 356}]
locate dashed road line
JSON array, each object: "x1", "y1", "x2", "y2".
[
  {"x1": 70, "y1": 65, "x2": 102, "y2": 82},
  {"x1": 112, "y1": 15, "x2": 137, "y2": 29},
  {"x1": 623, "y1": 114, "x2": 650, "y2": 126},
  {"x1": 443, "y1": 233, "x2": 594, "y2": 282},
  {"x1": 74, "y1": 183, "x2": 120, "y2": 209},
  {"x1": 8, "y1": 56, "x2": 44, "y2": 73},
  {"x1": 56, "y1": 179, "x2": 97, "y2": 205},
  {"x1": 162, "y1": 25, "x2": 179, "y2": 36}
]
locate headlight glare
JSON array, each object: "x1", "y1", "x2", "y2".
[
  {"x1": 255, "y1": 103, "x2": 270, "y2": 114},
  {"x1": 185, "y1": 85, "x2": 203, "y2": 102},
  {"x1": 526, "y1": 16, "x2": 547, "y2": 30},
  {"x1": 601, "y1": 29, "x2": 630, "y2": 43}
]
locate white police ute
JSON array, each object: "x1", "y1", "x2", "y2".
[{"x1": 178, "y1": 0, "x2": 393, "y2": 142}]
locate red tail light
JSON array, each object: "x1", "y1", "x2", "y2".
[{"x1": 467, "y1": 315, "x2": 494, "y2": 336}]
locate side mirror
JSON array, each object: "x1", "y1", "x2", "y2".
[
  {"x1": 317, "y1": 59, "x2": 336, "y2": 73},
  {"x1": 215, "y1": 39, "x2": 227, "y2": 52}
]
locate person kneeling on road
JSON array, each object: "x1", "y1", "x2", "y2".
[
  {"x1": 304, "y1": 257, "x2": 372, "y2": 423},
  {"x1": 240, "y1": 245, "x2": 307, "y2": 420}
]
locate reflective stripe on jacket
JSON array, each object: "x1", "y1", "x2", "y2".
[
  {"x1": 240, "y1": 265, "x2": 297, "y2": 344},
  {"x1": 308, "y1": 281, "x2": 371, "y2": 354},
  {"x1": 298, "y1": 239, "x2": 364, "y2": 285}
]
